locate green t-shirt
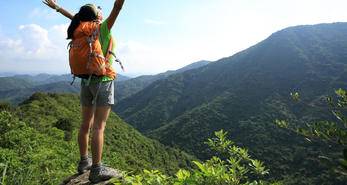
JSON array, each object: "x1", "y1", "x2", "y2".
[{"x1": 86, "y1": 21, "x2": 116, "y2": 83}]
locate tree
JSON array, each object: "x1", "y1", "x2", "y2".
[
  {"x1": 276, "y1": 88, "x2": 347, "y2": 175},
  {"x1": 53, "y1": 117, "x2": 74, "y2": 141}
]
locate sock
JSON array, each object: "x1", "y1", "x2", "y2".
[
  {"x1": 80, "y1": 155, "x2": 89, "y2": 161},
  {"x1": 92, "y1": 162, "x2": 102, "y2": 169}
]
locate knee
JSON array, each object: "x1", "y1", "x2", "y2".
[
  {"x1": 92, "y1": 123, "x2": 105, "y2": 132},
  {"x1": 80, "y1": 122, "x2": 93, "y2": 133}
]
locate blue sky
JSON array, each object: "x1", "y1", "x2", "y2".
[{"x1": 0, "y1": 0, "x2": 347, "y2": 77}]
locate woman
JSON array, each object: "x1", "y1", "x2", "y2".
[{"x1": 43, "y1": 0, "x2": 125, "y2": 183}]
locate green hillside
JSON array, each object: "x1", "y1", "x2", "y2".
[
  {"x1": 112, "y1": 22, "x2": 347, "y2": 184},
  {"x1": 112, "y1": 60, "x2": 211, "y2": 102},
  {"x1": 0, "y1": 77, "x2": 36, "y2": 91},
  {"x1": 0, "y1": 92, "x2": 197, "y2": 184},
  {"x1": 12, "y1": 73, "x2": 54, "y2": 83},
  {"x1": 0, "y1": 81, "x2": 80, "y2": 106}
]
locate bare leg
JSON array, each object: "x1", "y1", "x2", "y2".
[
  {"x1": 78, "y1": 106, "x2": 94, "y2": 157},
  {"x1": 91, "y1": 105, "x2": 111, "y2": 165}
]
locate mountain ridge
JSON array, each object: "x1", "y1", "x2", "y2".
[
  {"x1": 112, "y1": 22, "x2": 347, "y2": 184},
  {"x1": 0, "y1": 60, "x2": 211, "y2": 106}
]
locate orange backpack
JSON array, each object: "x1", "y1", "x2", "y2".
[{"x1": 69, "y1": 22, "x2": 119, "y2": 84}]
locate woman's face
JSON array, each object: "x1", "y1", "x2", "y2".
[{"x1": 97, "y1": 11, "x2": 103, "y2": 23}]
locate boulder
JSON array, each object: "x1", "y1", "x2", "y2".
[{"x1": 58, "y1": 169, "x2": 124, "y2": 185}]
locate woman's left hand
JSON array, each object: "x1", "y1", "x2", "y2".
[{"x1": 42, "y1": 0, "x2": 58, "y2": 9}]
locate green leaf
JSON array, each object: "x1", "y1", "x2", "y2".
[
  {"x1": 304, "y1": 138, "x2": 312, "y2": 143},
  {"x1": 339, "y1": 88, "x2": 343, "y2": 95},
  {"x1": 318, "y1": 156, "x2": 335, "y2": 169},
  {"x1": 339, "y1": 140, "x2": 344, "y2": 146},
  {"x1": 337, "y1": 111, "x2": 342, "y2": 118},
  {"x1": 193, "y1": 161, "x2": 207, "y2": 173},
  {"x1": 329, "y1": 101, "x2": 336, "y2": 108},
  {"x1": 295, "y1": 92, "x2": 300, "y2": 99},
  {"x1": 275, "y1": 119, "x2": 280, "y2": 125},
  {"x1": 176, "y1": 170, "x2": 184, "y2": 179},
  {"x1": 327, "y1": 97, "x2": 332, "y2": 102},
  {"x1": 319, "y1": 132, "x2": 329, "y2": 139}
]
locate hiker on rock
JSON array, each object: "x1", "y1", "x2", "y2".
[{"x1": 43, "y1": 0, "x2": 125, "y2": 183}]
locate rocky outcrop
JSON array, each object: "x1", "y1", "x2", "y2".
[{"x1": 58, "y1": 169, "x2": 124, "y2": 185}]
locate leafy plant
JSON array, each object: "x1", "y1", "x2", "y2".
[
  {"x1": 119, "y1": 130, "x2": 272, "y2": 185},
  {"x1": 0, "y1": 161, "x2": 35, "y2": 185},
  {"x1": 178, "y1": 130, "x2": 269, "y2": 184},
  {"x1": 276, "y1": 88, "x2": 347, "y2": 175}
]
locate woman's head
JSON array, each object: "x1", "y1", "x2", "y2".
[
  {"x1": 81, "y1": 4, "x2": 103, "y2": 23},
  {"x1": 67, "y1": 4, "x2": 103, "y2": 39},
  {"x1": 79, "y1": 5, "x2": 97, "y2": 22}
]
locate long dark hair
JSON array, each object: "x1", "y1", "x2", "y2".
[{"x1": 67, "y1": 5, "x2": 98, "y2": 39}]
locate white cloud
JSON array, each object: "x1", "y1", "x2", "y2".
[
  {"x1": 0, "y1": 39, "x2": 23, "y2": 58},
  {"x1": 144, "y1": 19, "x2": 165, "y2": 25},
  {"x1": 0, "y1": 24, "x2": 70, "y2": 74}
]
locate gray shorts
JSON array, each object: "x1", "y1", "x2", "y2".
[{"x1": 80, "y1": 80, "x2": 114, "y2": 106}]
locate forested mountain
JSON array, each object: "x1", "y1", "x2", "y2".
[
  {"x1": 0, "y1": 73, "x2": 131, "y2": 105},
  {"x1": 12, "y1": 73, "x2": 131, "y2": 85},
  {"x1": 113, "y1": 22, "x2": 347, "y2": 184},
  {"x1": 0, "y1": 77, "x2": 36, "y2": 91},
  {"x1": 112, "y1": 60, "x2": 211, "y2": 102},
  {"x1": 0, "y1": 60, "x2": 211, "y2": 106},
  {"x1": 0, "y1": 92, "x2": 197, "y2": 184},
  {"x1": 0, "y1": 80, "x2": 80, "y2": 106}
]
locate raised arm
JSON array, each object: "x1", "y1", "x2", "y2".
[
  {"x1": 106, "y1": 0, "x2": 125, "y2": 31},
  {"x1": 42, "y1": 0, "x2": 74, "y2": 20}
]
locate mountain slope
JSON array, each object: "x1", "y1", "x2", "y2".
[
  {"x1": 0, "y1": 81, "x2": 80, "y2": 105},
  {"x1": 0, "y1": 92, "x2": 198, "y2": 184},
  {"x1": 113, "y1": 22, "x2": 347, "y2": 184},
  {"x1": 112, "y1": 60, "x2": 211, "y2": 103},
  {"x1": 114, "y1": 22, "x2": 347, "y2": 132},
  {"x1": 0, "y1": 77, "x2": 36, "y2": 91}
]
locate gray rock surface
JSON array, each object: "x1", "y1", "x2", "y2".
[{"x1": 58, "y1": 169, "x2": 124, "y2": 185}]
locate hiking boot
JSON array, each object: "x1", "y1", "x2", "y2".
[
  {"x1": 77, "y1": 156, "x2": 92, "y2": 173},
  {"x1": 89, "y1": 165, "x2": 118, "y2": 183}
]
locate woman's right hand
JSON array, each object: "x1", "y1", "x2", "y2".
[
  {"x1": 42, "y1": 0, "x2": 58, "y2": 9},
  {"x1": 106, "y1": 0, "x2": 125, "y2": 31}
]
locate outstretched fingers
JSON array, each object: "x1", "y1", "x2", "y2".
[{"x1": 42, "y1": 0, "x2": 57, "y2": 9}]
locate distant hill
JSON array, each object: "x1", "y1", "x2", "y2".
[
  {"x1": 0, "y1": 77, "x2": 37, "y2": 91},
  {"x1": 12, "y1": 73, "x2": 132, "y2": 85},
  {"x1": 0, "y1": 81, "x2": 80, "y2": 105},
  {"x1": 0, "y1": 72, "x2": 18, "y2": 77},
  {"x1": 112, "y1": 22, "x2": 347, "y2": 184},
  {"x1": 12, "y1": 73, "x2": 56, "y2": 83},
  {"x1": 0, "y1": 61, "x2": 211, "y2": 106}
]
